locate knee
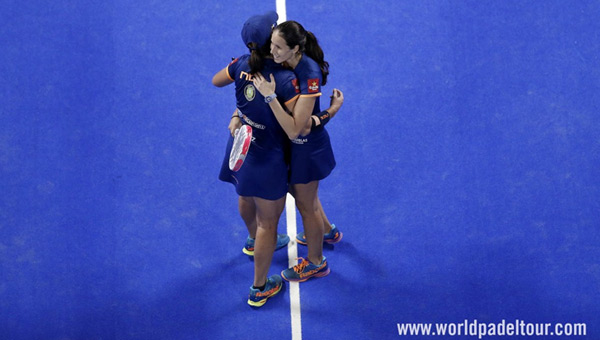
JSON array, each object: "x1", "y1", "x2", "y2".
[
  {"x1": 295, "y1": 199, "x2": 318, "y2": 216},
  {"x1": 256, "y1": 219, "x2": 277, "y2": 231}
]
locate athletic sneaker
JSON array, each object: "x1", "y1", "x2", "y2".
[
  {"x1": 247, "y1": 275, "x2": 283, "y2": 307},
  {"x1": 296, "y1": 224, "x2": 343, "y2": 245},
  {"x1": 281, "y1": 257, "x2": 330, "y2": 282},
  {"x1": 243, "y1": 234, "x2": 290, "y2": 256}
]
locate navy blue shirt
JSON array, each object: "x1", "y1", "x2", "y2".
[
  {"x1": 227, "y1": 55, "x2": 299, "y2": 152},
  {"x1": 293, "y1": 53, "x2": 323, "y2": 115}
]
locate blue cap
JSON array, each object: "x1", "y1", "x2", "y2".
[{"x1": 241, "y1": 11, "x2": 278, "y2": 49}]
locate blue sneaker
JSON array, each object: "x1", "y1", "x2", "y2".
[
  {"x1": 296, "y1": 224, "x2": 343, "y2": 245},
  {"x1": 281, "y1": 257, "x2": 330, "y2": 282},
  {"x1": 247, "y1": 275, "x2": 283, "y2": 307},
  {"x1": 243, "y1": 234, "x2": 290, "y2": 256}
]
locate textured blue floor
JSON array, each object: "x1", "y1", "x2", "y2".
[{"x1": 1, "y1": 1, "x2": 599, "y2": 339}]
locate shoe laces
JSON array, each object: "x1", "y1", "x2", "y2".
[{"x1": 293, "y1": 258, "x2": 309, "y2": 274}]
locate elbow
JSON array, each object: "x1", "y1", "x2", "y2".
[
  {"x1": 287, "y1": 124, "x2": 311, "y2": 140},
  {"x1": 212, "y1": 74, "x2": 228, "y2": 87},
  {"x1": 287, "y1": 131, "x2": 300, "y2": 140}
]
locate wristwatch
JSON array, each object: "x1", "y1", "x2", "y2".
[{"x1": 264, "y1": 93, "x2": 277, "y2": 103}]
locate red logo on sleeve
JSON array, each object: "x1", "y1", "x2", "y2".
[
  {"x1": 307, "y1": 78, "x2": 320, "y2": 93},
  {"x1": 292, "y1": 79, "x2": 300, "y2": 93},
  {"x1": 229, "y1": 57, "x2": 239, "y2": 65}
]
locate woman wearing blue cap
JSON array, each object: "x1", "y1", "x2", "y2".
[{"x1": 212, "y1": 11, "x2": 298, "y2": 307}]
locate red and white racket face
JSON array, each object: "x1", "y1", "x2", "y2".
[{"x1": 229, "y1": 125, "x2": 252, "y2": 171}]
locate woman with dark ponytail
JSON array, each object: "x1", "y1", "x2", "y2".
[{"x1": 253, "y1": 20, "x2": 343, "y2": 283}]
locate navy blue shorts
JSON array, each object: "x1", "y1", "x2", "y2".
[
  {"x1": 219, "y1": 135, "x2": 288, "y2": 200},
  {"x1": 289, "y1": 127, "x2": 336, "y2": 185}
]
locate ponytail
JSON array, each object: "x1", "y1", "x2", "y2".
[
  {"x1": 304, "y1": 31, "x2": 329, "y2": 85},
  {"x1": 247, "y1": 39, "x2": 272, "y2": 74}
]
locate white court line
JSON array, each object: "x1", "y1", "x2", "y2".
[
  {"x1": 276, "y1": 0, "x2": 287, "y2": 24},
  {"x1": 285, "y1": 193, "x2": 302, "y2": 340},
  {"x1": 276, "y1": 3, "x2": 301, "y2": 339}
]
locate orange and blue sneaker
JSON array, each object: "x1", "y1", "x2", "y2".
[
  {"x1": 247, "y1": 275, "x2": 283, "y2": 307},
  {"x1": 296, "y1": 224, "x2": 343, "y2": 245},
  {"x1": 243, "y1": 234, "x2": 290, "y2": 256},
  {"x1": 281, "y1": 257, "x2": 330, "y2": 282}
]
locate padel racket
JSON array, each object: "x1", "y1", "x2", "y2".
[{"x1": 229, "y1": 125, "x2": 252, "y2": 171}]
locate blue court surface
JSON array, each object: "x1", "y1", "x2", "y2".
[{"x1": 2, "y1": 1, "x2": 599, "y2": 339}]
